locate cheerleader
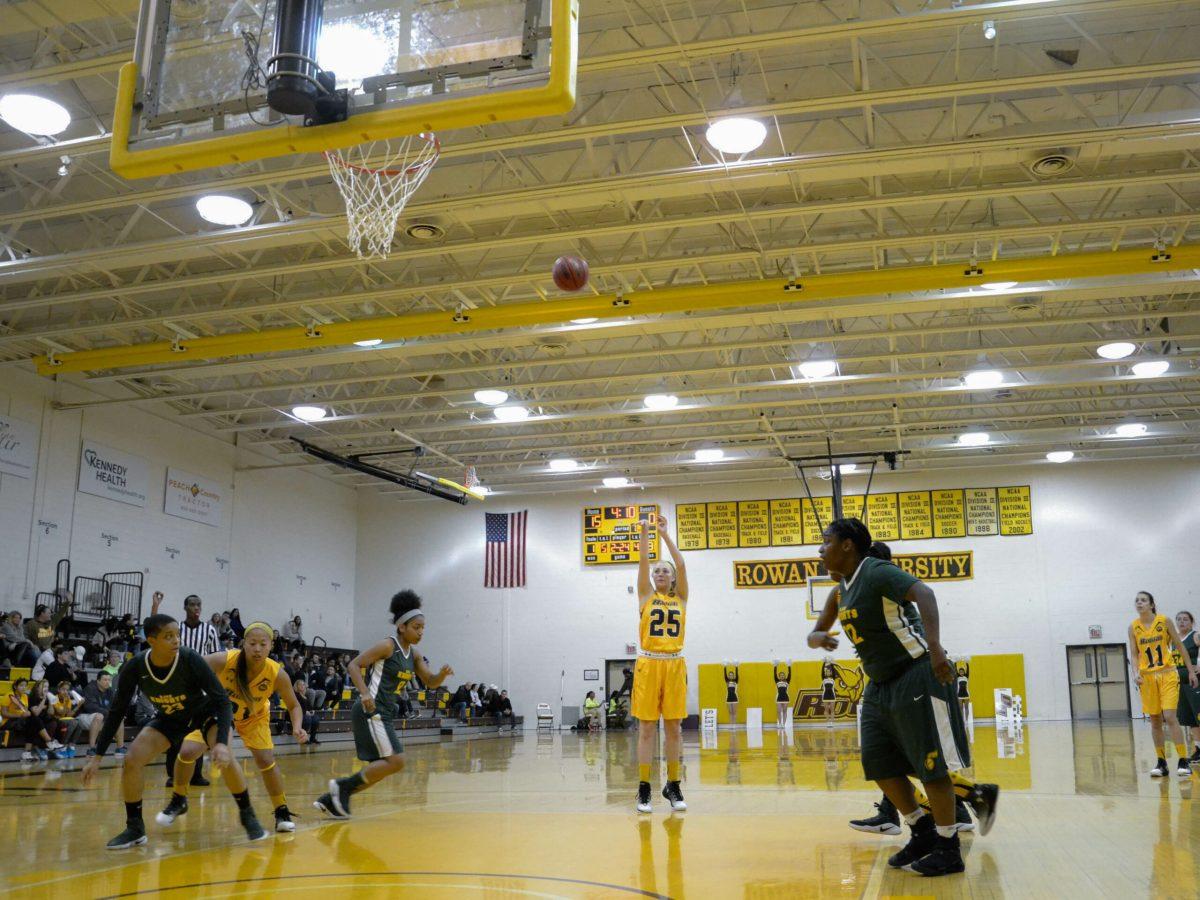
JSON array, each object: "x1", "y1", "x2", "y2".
[
  {"x1": 773, "y1": 660, "x2": 792, "y2": 729},
  {"x1": 723, "y1": 661, "x2": 739, "y2": 725},
  {"x1": 821, "y1": 656, "x2": 838, "y2": 727},
  {"x1": 955, "y1": 656, "x2": 971, "y2": 722}
]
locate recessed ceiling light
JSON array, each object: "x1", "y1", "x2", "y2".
[
  {"x1": 474, "y1": 389, "x2": 509, "y2": 406},
  {"x1": 493, "y1": 404, "x2": 529, "y2": 422},
  {"x1": 694, "y1": 447, "x2": 725, "y2": 462},
  {"x1": 1046, "y1": 450, "x2": 1075, "y2": 463},
  {"x1": 354, "y1": 338, "x2": 382, "y2": 347},
  {"x1": 1114, "y1": 422, "x2": 1147, "y2": 437},
  {"x1": 643, "y1": 393, "x2": 679, "y2": 411},
  {"x1": 1131, "y1": 360, "x2": 1170, "y2": 377},
  {"x1": 981, "y1": 281, "x2": 1018, "y2": 291},
  {"x1": 957, "y1": 431, "x2": 990, "y2": 446},
  {"x1": 705, "y1": 117, "x2": 768, "y2": 154},
  {"x1": 796, "y1": 359, "x2": 838, "y2": 380},
  {"x1": 1096, "y1": 341, "x2": 1136, "y2": 360},
  {"x1": 196, "y1": 194, "x2": 253, "y2": 226},
  {"x1": 963, "y1": 369, "x2": 1004, "y2": 389},
  {"x1": 548, "y1": 458, "x2": 578, "y2": 472},
  {"x1": 0, "y1": 94, "x2": 71, "y2": 135},
  {"x1": 570, "y1": 317, "x2": 598, "y2": 325},
  {"x1": 291, "y1": 405, "x2": 327, "y2": 422},
  {"x1": 602, "y1": 476, "x2": 630, "y2": 488}
]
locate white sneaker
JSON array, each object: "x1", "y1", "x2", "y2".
[
  {"x1": 662, "y1": 781, "x2": 687, "y2": 811},
  {"x1": 1151, "y1": 759, "x2": 1169, "y2": 777},
  {"x1": 636, "y1": 781, "x2": 652, "y2": 814},
  {"x1": 47, "y1": 740, "x2": 65, "y2": 751},
  {"x1": 20, "y1": 751, "x2": 35, "y2": 761}
]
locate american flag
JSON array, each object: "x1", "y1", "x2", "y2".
[{"x1": 485, "y1": 511, "x2": 527, "y2": 588}]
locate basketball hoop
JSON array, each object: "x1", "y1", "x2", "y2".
[
  {"x1": 464, "y1": 465, "x2": 479, "y2": 489},
  {"x1": 325, "y1": 133, "x2": 440, "y2": 259}
]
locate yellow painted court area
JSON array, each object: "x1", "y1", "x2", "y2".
[{"x1": 2, "y1": 724, "x2": 1193, "y2": 898}]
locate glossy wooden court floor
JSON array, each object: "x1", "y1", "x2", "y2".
[{"x1": 2, "y1": 722, "x2": 1194, "y2": 898}]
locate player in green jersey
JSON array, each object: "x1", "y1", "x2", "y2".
[
  {"x1": 315, "y1": 590, "x2": 454, "y2": 819},
  {"x1": 809, "y1": 519, "x2": 996, "y2": 877}
]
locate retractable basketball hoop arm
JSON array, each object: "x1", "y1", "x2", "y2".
[
  {"x1": 788, "y1": 439, "x2": 910, "y2": 533},
  {"x1": 291, "y1": 437, "x2": 473, "y2": 504}
]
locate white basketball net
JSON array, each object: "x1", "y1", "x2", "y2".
[{"x1": 325, "y1": 133, "x2": 440, "y2": 260}]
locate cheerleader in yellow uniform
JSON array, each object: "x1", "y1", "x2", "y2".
[
  {"x1": 164, "y1": 622, "x2": 309, "y2": 832},
  {"x1": 1130, "y1": 592, "x2": 1198, "y2": 778},
  {"x1": 632, "y1": 512, "x2": 689, "y2": 814}
]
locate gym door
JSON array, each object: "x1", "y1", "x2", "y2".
[{"x1": 1066, "y1": 644, "x2": 1130, "y2": 719}]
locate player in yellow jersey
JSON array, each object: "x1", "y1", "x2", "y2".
[
  {"x1": 632, "y1": 511, "x2": 688, "y2": 814},
  {"x1": 1130, "y1": 591, "x2": 1198, "y2": 778},
  {"x1": 162, "y1": 622, "x2": 309, "y2": 832}
]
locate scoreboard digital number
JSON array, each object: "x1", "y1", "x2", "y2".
[{"x1": 583, "y1": 504, "x2": 660, "y2": 565}]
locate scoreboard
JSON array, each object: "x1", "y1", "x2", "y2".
[{"x1": 583, "y1": 504, "x2": 660, "y2": 565}]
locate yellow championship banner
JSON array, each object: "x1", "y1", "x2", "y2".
[
  {"x1": 676, "y1": 486, "x2": 1030, "y2": 550},
  {"x1": 733, "y1": 551, "x2": 974, "y2": 588}
]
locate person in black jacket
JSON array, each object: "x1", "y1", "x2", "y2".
[{"x1": 81, "y1": 614, "x2": 268, "y2": 850}]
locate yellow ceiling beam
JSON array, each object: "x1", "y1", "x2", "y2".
[{"x1": 34, "y1": 243, "x2": 1200, "y2": 375}]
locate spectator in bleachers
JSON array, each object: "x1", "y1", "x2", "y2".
[
  {"x1": 43, "y1": 646, "x2": 77, "y2": 692},
  {"x1": 305, "y1": 664, "x2": 327, "y2": 710},
  {"x1": 2, "y1": 610, "x2": 40, "y2": 667},
  {"x1": 292, "y1": 678, "x2": 321, "y2": 745},
  {"x1": 281, "y1": 616, "x2": 304, "y2": 652},
  {"x1": 228, "y1": 608, "x2": 245, "y2": 642},
  {"x1": 51, "y1": 680, "x2": 83, "y2": 752},
  {"x1": 114, "y1": 613, "x2": 137, "y2": 651},
  {"x1": 31, "y1": 645, "x2": 54, "y2": 681},
  {"x1": 24, "y1": 599, "x2": 71, "y2": 652},
  {"x1": 450, "y1": 683, "x2": 470, "y2": 721},
  {"x1": 469, "y1": 683, "x2": 483, "y2": 717},
  {"x1": 489, "y1": 689, "x2": 513, "y2": 725},
  {"x1": 102, "y1": 649, "x2": 123, "y2": 679},
  {"x1": 322, "y1": 663, "x2": 342, "y2": 710},
  {"x1": 77, "y1": 670, "x2": 121, "y2": 756},
  {"x1": 91, "y1": 618, "x2": 119, "y2": 653},
  {"x1": 9, "y1": 679, "x2": 66, "y2": 760}
]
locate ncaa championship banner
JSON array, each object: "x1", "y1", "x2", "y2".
[
  {"x1": 734, "y1": 551, "x2": 973, "y2": 589},
  {"x1": 164, "y1": 467, "x2": 225, "y2": 527},
  {"x1": 78, "y1": 440, "x2": 148, "y2": 508}
]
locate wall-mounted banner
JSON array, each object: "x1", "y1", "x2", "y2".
[
  {"x1": 0, "y1": 415, "x2": 38, "y2": 479},
  {"x1": 78, "y1": 440, "x2": 148, "y2": 507},
  {"x1": 679, "y1": 487, "x2": 1030, "y2": 550},
  {"x1": 734, "y1": 551, "x2": 974, "y2": 589},
  {"x1": 164, "y1": 467, "x2": 225, "y2": 527}
]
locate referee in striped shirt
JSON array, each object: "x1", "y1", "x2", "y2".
[{"x1": 150, "y1": 591, "x2": 220, "y2": 786}]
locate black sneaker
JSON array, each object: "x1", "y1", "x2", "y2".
[
  {"x1": 313, "y1": 792, "x2": 348, "y2": 819},
  {"x1": 239, "y1": 806, "x2": 268, "y2": 841},
  {"x1": 662, "y1": 781, "x2": 687, "y2": 811},
  {"x1": 1191, "y1": 748, "x2": 1200, "y2": 766},
  {"x1": 849, "y1": 796, "x2": 901, "y2": 835},
  {"x1": 636, "y1": 781, "x2": 652, "y2": 814},
  {"x1": 887, "y1": 814, "x2": 935, "y2": 868},
  {"x1": 1151, "y1": 758, "x2": 1169, "y2": 777},
  {"x1": 954, "y1": 799, "x2": 975, "y2": 833},
  {"x1": 906, "y1": 833, "x2": 966, "y2": 877},
  {"x1": 155, "y1": 794, "x2": 188, "y2": 827},
  {"x1": 165, "y1": 776, "x2": 174, "y2": 788},
  {"x1": 329, "y1": 777, "x2": 354, "y2": 818},
  {"x1": 964, "y1": 782, "x2": 1000, "y2": 836},
  {"x1": 106, "y1": 819, "x2": 148, "y2": 850},
  {"x1": 1178, "y1": 759, "x2": 1193, "y2": 779},
  {"x1": 274, "y1": 804, "x2": 297, "y2": 833}
]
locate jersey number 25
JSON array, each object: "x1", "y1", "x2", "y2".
[{"x1": 649, "y1": 608, "x2": 681, "y2": 638}]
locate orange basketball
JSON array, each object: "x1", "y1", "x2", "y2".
[{"x1": 552, "y1": 255, "x2": 589, "y2": 291}]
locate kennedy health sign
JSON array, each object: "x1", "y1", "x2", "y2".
[
  {"x1": 164, "y1": 467, "x2": 225, "y2": 527},
  {"x1": 78, "y1": 440, "x2": 148, "y2": 507}
]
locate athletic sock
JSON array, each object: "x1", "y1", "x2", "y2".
[
  {"x1": 638, "y1": 764, "x2": 651, "y2": 783},
  {"x1": 948, "y1": 770, "x2": 974, "y2": 800},
  {"x1": 903, "y1": 809, "x2": 926, "y2": 826},
  {"x1": 125, "y1": 800, "x2": 143, "y2": 823},
  {"x1": 1176, "y1": 744, "x2": 1187, "y2": 759},
  {"x1": 270, "y1": 793, "x2": 286, "y2": 809},
  {"x1": 232, "y1": 789, "x2": 251, "y2": 810},
  {"x1": 338, "y1": 771, "x2": 367, "y2": 793},
  {"x1": 667, "y1": 761, "x2": 680, "y2": 783},
  {"x1": 935, "y1": 824, "x2": 957, "y2": 838},
  {"x1": 1156, "y1": 744, "x2": 1166, "y2": 759}
]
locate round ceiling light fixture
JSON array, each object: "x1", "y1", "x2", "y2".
[
  {"x1": 1096, "y1": 341, "x2": 1136, "y2": 360},
  {"x1": 493, "y1": 404, "x2": 529, "y2": 422},
  {"x1": 196, "y1": 194, "x2": 254, "y2": 226},
  {"x1": 1046, "y1": 450, "x2": 1075, "y2": 463},
  {"x1": 474, "y1": 389, "x2": 509, "y2": 406},
  {"x1": 705, "y1": 117, "x2": 767, "y2": 154},
  {"x1": 956, "y1": 431, "x2": 990, "y2": 447},
  {"x1": 0, "y1": 93, "x2": 71, "y2": 135},
  {"x1": 963, "y1": 369, "x2": 1004, "y2": 390},
  {"x1": 643, "y1": 393, "x2": 679, "y2": 411},
  {"x1": 291, "y1": 405, "x2": 327, "y2": 422},
  {"x1": 693, "y1": 447, "x2": 725, "y2": 463}
]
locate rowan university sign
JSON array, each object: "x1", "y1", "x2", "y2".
[{"x1": 733, "y1": 552, "x2": 974, "y2": 589}]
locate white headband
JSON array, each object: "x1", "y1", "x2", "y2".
[{"x1": 397, "y1": 609, "x2": 424, "y2": 625}]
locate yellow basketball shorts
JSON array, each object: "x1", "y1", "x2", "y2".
[
  {"x1": 631, "y1": 656, "x2": 687, "y2": 722},
  {"x1": 184, "y1": 714, "x2": 273, "y2": 752},
  {"x1": 1140, "y1": 668, "x2": 1180, "y2": 716}
]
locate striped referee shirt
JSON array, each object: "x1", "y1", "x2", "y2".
[{"x1": 178, "y1": 618, "x2": 220, "y2": 655}]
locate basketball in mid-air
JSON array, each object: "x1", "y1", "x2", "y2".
[{"x1": 552, "y1": 255, "x2": 589, "y2": 291}]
